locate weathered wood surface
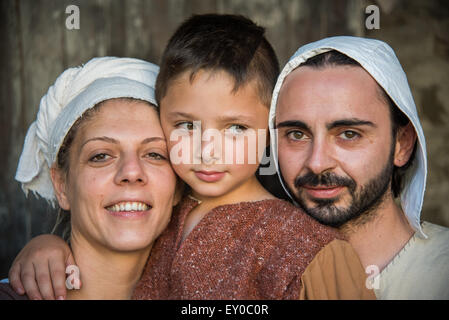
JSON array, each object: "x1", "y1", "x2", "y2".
[{"x1": 1, "y1": 0, "x2": 448, "y2": 277}]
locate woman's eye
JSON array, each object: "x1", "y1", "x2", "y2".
[
  {"x1": 89, "y1": 153, "x2": 111, "y2": 162},
  {"x1": 340, "y1": 130, "x2": 360, "y2": 140},
  {"x1": 176, "y1": 122, "x2": 194, "y2": 130},
  {"x1": 147, "y1": 152, "x2": 167, "y2": 161},
  {"x1": 227, "y1": 124, "x2": 247, "y2": 134},
  {"x1": 287, "y1": 131, "x2": 305, "y2": 141}
]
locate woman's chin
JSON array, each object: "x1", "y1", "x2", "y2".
[
  {"x1": 107, "y1": 240, "x2": 152, "y2": 253},
  {"x1": 103, "y1": 232, "x2": 155, "y2": 253}
]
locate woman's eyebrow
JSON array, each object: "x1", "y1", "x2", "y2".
[
  {"x1": 81, "y1": 136, "x2": 118, "y2": 149},
  {"x1": 81, "y1": 136, "x2": 166, "y2": 149},
  {"x1": 326, "y1": 118, "x2": 376, "y2": 130},
  {"x1": 141, "y1": 137, "x2": 166, "y2": 144}
]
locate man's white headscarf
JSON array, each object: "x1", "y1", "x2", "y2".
[
  {"x1": 269, "y1": 36, "x2": 427, "y2": 238},
  {"x1": 15, "y1": 57, "x2": 159, "y2": 203}
]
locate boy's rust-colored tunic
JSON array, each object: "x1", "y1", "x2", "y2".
[{"x1": 132, "y1": 197, "x2": 375, "y2": 300}]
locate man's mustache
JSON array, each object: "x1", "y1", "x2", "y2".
[{"x1": 294, "y1": 171, "x2": 356, "y2": 193}]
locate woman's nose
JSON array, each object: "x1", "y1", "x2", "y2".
[{"x1": 114, "y1": 154, "x2": 148, "y2": 185}]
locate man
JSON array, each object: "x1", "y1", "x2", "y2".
[{"x1": 269, "y1": 36, "x2": 449, "y2": 299}]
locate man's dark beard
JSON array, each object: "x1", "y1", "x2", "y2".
[{"x1": 292, "y1": 152, "x2": 394, "y2": 228}]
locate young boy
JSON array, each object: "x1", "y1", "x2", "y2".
[{"x1": 8, "y1": 14, "x2": 374, "y2": 300}]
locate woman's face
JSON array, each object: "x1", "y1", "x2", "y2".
[{"x1": 52, "y1": 99, "x2": 177, "y2": 252}]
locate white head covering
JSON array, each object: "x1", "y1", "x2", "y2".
[
  {"x1": 268, "y1": 36, "x2": 427, "y2": 238},
  {"x1": 15, "y1": 56, "x2": 159, "y2": 202}
]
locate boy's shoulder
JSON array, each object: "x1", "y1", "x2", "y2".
[{"x1": 249, "y1": 198, "x2": 341, "y2": 239}]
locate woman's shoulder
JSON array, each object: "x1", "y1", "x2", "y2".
[{"x1": 0, "y1": 283, "x2": 28, "y2": 300}]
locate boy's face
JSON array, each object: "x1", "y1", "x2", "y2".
[{"x1": 160, "y1": 70, "x2": 269, "y2": 199}]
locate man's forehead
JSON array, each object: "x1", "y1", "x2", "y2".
[{"x1": 275, "y1": 65, "x2": 391, "y2": 125}]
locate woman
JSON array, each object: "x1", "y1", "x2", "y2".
[{"x1": 0, "y1": 57, "x2": 180, "y2": 299}]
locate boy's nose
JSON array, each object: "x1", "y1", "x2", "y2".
[
  {"x1": 194, "y1": 128, "x2": 223, "y2": 165},
  {"x1": 200, "y1": 138, "x2": 222, "y2": 165}
]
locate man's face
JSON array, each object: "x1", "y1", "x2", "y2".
[{"x1": 276, "y1": 65, "x2": 396, "y2": 227}]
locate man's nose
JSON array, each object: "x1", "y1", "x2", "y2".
[
  {"x1": 304, "y1": 137, "x2": 337, "y2": 175},
  {"x1": 114, "y1": 154, "x2": 148, "y2": 185}
]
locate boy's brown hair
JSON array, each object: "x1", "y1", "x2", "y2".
[{"x1": 155, "y1": 14, "x2": 279, "y2": 107}]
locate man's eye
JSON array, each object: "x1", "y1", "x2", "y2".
[
  {"x1": 340, "y1": 130, "x2": 360, "y2": 140},
  {"x1": 227, "y1": 124, "x2": 247, "y2": 134},
  {"x1": 89, "y1": 153, "x2": 111, "y2": 162},
  {"x1": 176, "y1": 122, "x2": 194, "y2": 130},
  {"x1": 287, "y1": 131, "x2": 305, "y2": 141}
]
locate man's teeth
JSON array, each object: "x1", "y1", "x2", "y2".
[{"x1": 107, "y1": 202, "x2": 150, "y2": 212}]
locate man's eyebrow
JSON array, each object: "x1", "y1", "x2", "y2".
[
  {"x1": 275, "y1": 120, "x2": 311, "y2": 132},
  {"x1": 326, "y1": 119, "x2": 376, "y2": 130}
]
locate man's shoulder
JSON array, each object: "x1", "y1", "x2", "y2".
[
  {"x1": 419, "y1": 221, "x2": 449, "y2": 254},
  {"x1": 375, "y1": 222, "x2": 449, "y2": 299},
  {"x1": 391, "y1": 221, "x2": 449, "y2": 265}
]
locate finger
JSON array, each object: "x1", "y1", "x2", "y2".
[
  {"x1": 20, "y1": 263, "x2": 43, "y2": 300},
  {"x1": 49, "y1": 256, "x2": 68, "y2": 300},
  {"x1": 34, "y1": 261, "x2": 56, "y2": 300},
  {"x1": 65, "y1": 253, "x2": 76, "y2": 269},
  {"x1": 65, "y1": 253, "x2": 82, "y2": 290},
  {"x1": 8, "y1": 263, "x2": 25, "y2": 295}
]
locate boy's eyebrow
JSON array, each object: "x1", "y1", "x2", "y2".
[
  {"x1": 326, "y1": 118, "x2": 376, "y2": 130},
  {"x1": 165, "y1": 111, "x2": 194, "y2": 119},
  {"x1": 165, "y1": 112, "x2": 255, "y2": 123},
  {"x1": 275, "y1": 120, "x2": 311, "y2": 132},
  {"x1": 216, "y1": 114, "x2": 255, "y2": 123}
]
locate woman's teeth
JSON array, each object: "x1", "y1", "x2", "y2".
[{"x1": 106, "y1": 202, "x2": 150, "y2": 212}]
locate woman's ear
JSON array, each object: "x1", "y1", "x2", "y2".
[
  {"x1": 172, "y1": 179, "x2": 185, "y2": 207},
  {"x1": 394, "y1": 122, "x2": 417, "y2": 167},
  {"x1": 50, "y1": 166, "x2": 71, "y2": 211}
]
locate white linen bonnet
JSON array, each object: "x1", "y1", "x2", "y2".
[
  {"x1": 15, "y1": 56, "x2": 159, "y2": 202},
  {"x1": 268, "y1": 36, "x2": 428, "y2": 238}
]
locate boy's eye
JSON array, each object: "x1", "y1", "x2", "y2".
[
  {"x1": 89, "y1": 153, "x2": 111, "y2": 162},
  {"x1": 339, "y1": 130, "x2": 360, "y2": 140},
  {"x1": 227, "y1": 124, "x2": 247, "y2": 134},
  {"x1": 176, "y1": 122, "x2": 194, "y2": 131},
  {"x1": 287, "y1": 130, "x2": 305, "y2": 141}
]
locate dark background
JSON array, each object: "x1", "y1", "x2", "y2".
[{"x1": 1, "y1": 0, "x2": 448, "y2": 278}]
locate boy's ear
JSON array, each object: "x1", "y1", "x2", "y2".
[
  {"x1": 172, "y1": 179, "x2": 185, "y2": 207},
  {"x1": 50, "y1": 166, "x2": 71, "y2": 211},
  {"x1": 394, "y1": 122, "x2": 417, "y2": 167}
]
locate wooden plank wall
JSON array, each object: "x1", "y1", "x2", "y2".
[{"x1": 1, "y1": 0, "x2": 448, "y2": 277}]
